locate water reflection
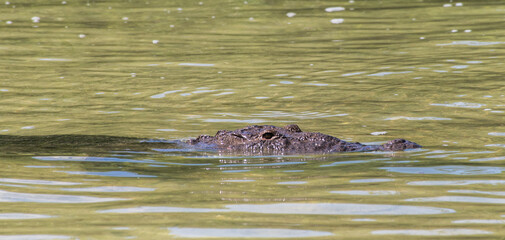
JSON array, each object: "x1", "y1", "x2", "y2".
[
  {"x1": 277, "y1": 181, "x2": 307, "y2": 185},
  {"x1": 380, "y1": 165, "x2": 505, "y2": 175},
  {"x1": 167, "y1": 227, "x2": 333, "y2": 238},
  {"x1": 61, "y1": 186, "x2": 155, "y2": 192},
  {"x1": 100, "y1": 203, "x2": 455, "y2": 215},
  {"x1": 2, "y1": 0, "x2": 505, "y2": 237},
  {"x1": 352, "y1": 218, "x2": 376, "y2": 222},
  {"x1": 489, "y1": 132, "x2": 505, "y2": 137},
  {"x1": 218, "y1": 162, "x2": 305, "y2": 167},
  {"x1": 437, "y1": 41, "x2": 505, "y2": 46},
  {"x1": 98, "y1": 206, "x2": 224, "y2": 214},
  {"x1": 222, "y1": 180, "x2": 255, "y2": 183},
  {"x1": 320, "y1": 160, "x2": 370, "y2": 167},
  {"x1": 222, "y1": 170, "x2": 250, "y2": 173},
  {"x1": 367, "y1": 71, "x2": 412, "y2": 77},
  {"x1": 470, "y1": 156, "x2": 505, "y2": 162},
  {"x1": 385, "y1": 116, "x2": 452, "y2": 121},
  {"x1": 0, "y1": 213, "x2": 53, "y2": 219},
  {"x1": 372, "y1": 229, "x2": 492, "y2": 236},
  {"x1": 331, "y1": 190, "x2": 398, "y2": 196},
  {"x1": 448, "y1": 190, "x2": 505, "y2": 196},
  {"x1": 24, "y1": 166, "x2": 67, "y2": 168},
  {"x1": 430, "y1": 102, "x2": 485, "y2": 108},
  {"x1": 178, "y1": 63, "x2": 215, "y2": 67},
  {"x1": 408, "y1": 180, "x2": 505, "y2": 186},
  {"x1": 0, "y1": 190, "x2": 126, "y2": 203},
  {"x1": 405, "y1": 196, "x2": 505, "y2": 204},
  {"x1": 34, "y1": 156, "x2": 158, "y2": 164},
  {"x1": 453, "y1": 219, "x2": 505, "y2": 224},
  {"x1": 0, "y1": 235, "x2": 72, "y2": 240},
  {"x1": 350, "y1": 179, "x2": 394, "y2": 183},
  {"x1": 0, "y1": 178, "x2": 81, "y2": 186},
  {"x1": 57, "y1": 171, "x2": 156, "y2": 178}
]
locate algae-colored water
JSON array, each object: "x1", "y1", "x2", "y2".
[{"x1": 1, "y1": 0, "x2": 505, "y2": 239}]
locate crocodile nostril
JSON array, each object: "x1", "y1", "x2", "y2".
[{"x1": 262, "y1": 132, "x2": 275, "y2": 140}]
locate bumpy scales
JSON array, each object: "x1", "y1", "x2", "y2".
[{"x1": 186, "y1": 125, "x2": 421, "y2": 154}]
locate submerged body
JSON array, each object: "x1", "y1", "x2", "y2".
[{"x1": 186, "y1": 125, "x2": 421, "y2": 154}]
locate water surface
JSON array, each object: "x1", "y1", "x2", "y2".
[{"x1": 1, "y1": 0, "x2": 505, "y2": 239}]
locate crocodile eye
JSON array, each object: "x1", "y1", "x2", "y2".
[{"x1": 262, "y1": 132, "x2": 275, "y2": 140}]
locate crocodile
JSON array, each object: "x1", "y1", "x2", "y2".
[{"x1": 186, "y1": 124, "x2": 421, "y2": 154}]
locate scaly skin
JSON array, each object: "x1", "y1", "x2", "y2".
[{"x1": 186, "y1": 125, "x2": 421, "y2": 154}]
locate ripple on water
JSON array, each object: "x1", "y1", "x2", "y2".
[
  {"x1": 470, "y1": 156, "x2": 505, "y2": 162},
  {"x1": 60, "y1": 186, "x2": 155, "y2": 192},
  {"x1": 222, "y1": 179, "x2": 256, "y2": 183},
  {"x1": 448, "y1": 190, "x2": 505, "y2": 196},
  {"x1": 218, "y1": 162, "x2": 306, "y2": 167},
  {"x1": 33, "y1": 156, "x2": 158, "y2": 164},
  {"x1": 57, "y1": 171, "x2": 156, "y2": 178},
  {"x1": 0, "y1": 190, "x2": 126, "y2": 203},
  {"x1": 331, "y1": 190, "x2": 398, "y2": 195},
  {"x1": 250, "y1": 110, "x2": 348, "y2": 119},
  {"x1": 203, "y1": 119, "x2": 266, "y2": 123},
  {"x1": 408, "y1": 180, "x2": 505, "y2": 186},
  {"x1": 222, "y1": 170, "x2": 250, "y2": 173},
  {"x1": 178, "y1": 63, "x2": 214, "y2": 67},
  {"x1": 385, "y1": 116, "x2": 452, "y2": 121},
  {"x1": 38, "y1": 58, "x2": 72, "y2": 61},
  {"x1": 430, "y1": 102, "x2": 485, "y2": 108},
  {"x1": 277, "y1": 181, "x2": 307, "y2": 185},
  {"x1": 341, "y1": 72, "x2": 366, "y2": 76},
  {"x1": 24, "y1": 165, "x2": 67, "y2": 168},
  {"x1": 372, "y1": 229, "x2": 492, "y2": 236},
  {"x1": 451, "y1": 65, "x2": 469, "y2": 69},
  {"x1": 380, "y1": 165, "x2": 505, "y2": 175},
  {"x1": 216, "y1": 203, "x2": 454, "y2": 215},
  {"x1": 488, "y1": 132, "x2": 505, "y2": 136},
  {"x1": 453, "y1": 219, "x2": 505, "y2": 224},
  {"x1": 350, "y1": 178, "x2": 394, "y2": 183},
  {"x1": 352, "y1": 218, "x2": 376, "y2": 222},
  {"x1": 367, "y1": 71, "x2": 412, "y2": 76},
  {"x1": 99, "y1": 203, "x2": 454, "y2": 215},
  {"x1": 167, "y1": 227, "x2": 333, "y2": 238},
  {"x1": 0, "y1": 178, "x2": 81, "y2": 186},
  {"x1": 0, "y1": 235, "x2": 72, "y2": 240},
  {"x1": 330, "y1": 18, "x2": 344, "y2": 24},
  {"x1": 437, "y1": 40, "x2": 505, "y2": 46},
  {"x1": 150, "y1": 90, "x2": 182, "y2": 98},
  {"x1": 325, "y1": 6, "x2": 345, "y2": 12},
  {"x1": 405, "y1": 196, "x2": 505, "y2": 204},
  {"x1": 0, "y1": 213, "x2": 53, "y2": 219},
  {"x1": 320, "y1": 160, "x2": 371, "y2": 167}
]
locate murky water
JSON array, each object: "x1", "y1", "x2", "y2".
[{"x1": 1, "y1": 0, "x2": 505, "y2": 239}]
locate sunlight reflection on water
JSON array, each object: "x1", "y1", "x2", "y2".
[
  {"x1": 372, "y1": 229, "x2": 492, "y2": 236},
  {"x1": 0, "y1": 178, "x2": 81, "y2": 186},
  {"x1": 0, "y1": 213, "x2": 53, "y2": 219},
  {"x1": 0, "y1": 190, "x2": 126, "y2": 203},
  {"x1": 0, "y1": 235, "x2": 72, "y2": 240},
  {"x1": 57, "y1": 171, "x2": 156, "y2": 178},
  {"x1": 381, "y1": 165, "x2": 505, "y2": 175},
  {"x1": 99, "y1": 203, "x2": 455, "y2": 215},
  {"x1": 60, "y1": 186, "x2": 155, "y2": 192},
  {"x1": 167, "y1": 227, "x2": 333, "y2": 238},
  {"x1": 405, "y1": 196, "x2": 505, "y2": 204},
  {"x1": 408, "y1": 180, "x2": 505, "y2": 186}
]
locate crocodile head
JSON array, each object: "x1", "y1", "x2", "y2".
[{"x1": 186, "y1": 124, "x2": 421, "y2": 154}]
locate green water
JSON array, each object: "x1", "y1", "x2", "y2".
[{"x1": 1, "y1": 0, "x2": 505, "y2": 239}]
